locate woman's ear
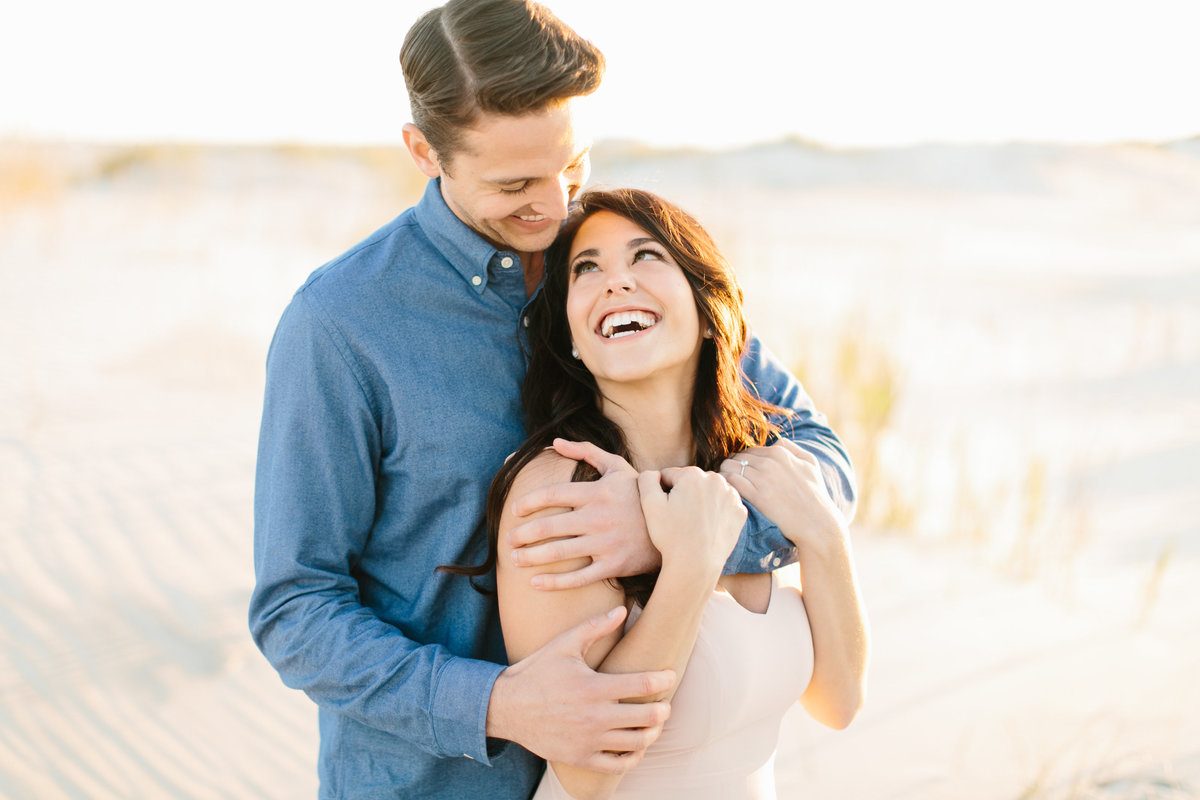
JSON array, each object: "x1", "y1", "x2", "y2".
[{"x1": 402, "y1": 123, "x2": 442, "y2": 179}]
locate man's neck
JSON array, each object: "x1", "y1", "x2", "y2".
[{"x1": 519, "y1": 251, "x2": 544, "y2": 298}]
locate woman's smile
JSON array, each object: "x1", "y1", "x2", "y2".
[
  {"x1": 598, "y1": 309, "x2": 660, "y2": 339},
  {"x1": 565, "y1": 211, "x2": 704, "y2": 387}
]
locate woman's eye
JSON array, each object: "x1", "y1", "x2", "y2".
[
  {"x1": 633, "y1": 248, "x2": 664, "y2": 263},
  {"x1": 572, "y1": 260, "x2": 598, "y2": 275}
]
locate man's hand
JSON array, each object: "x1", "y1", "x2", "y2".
[
  {"x1": 487, "y1": 606, "x2": 674, "y2": 773},
  {"x1": 508, "y1": 439, "x2": 660, "y2": 590}
]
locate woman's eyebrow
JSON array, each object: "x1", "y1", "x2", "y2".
[{"x1": 571, "y1": 237, "x2": 659, "y2": 263}]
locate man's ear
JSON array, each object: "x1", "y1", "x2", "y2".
[{"x1": 402, "y1": 123, "x2": 442, "y2": 178}]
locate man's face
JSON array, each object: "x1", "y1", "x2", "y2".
[{"x1": 436, "y1": 99, "x2": 592, "y2": 257}]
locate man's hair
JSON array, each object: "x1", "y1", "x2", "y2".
[{"x1": 399, "y1": 0, "x2": 605, "y2": 162}]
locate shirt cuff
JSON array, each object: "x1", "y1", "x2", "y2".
[
  {"x1": 724, "y1": 516, "x2": 752, "y2": 575},
  {"x1": 725, "y1": 501, "x2": 797, "y2": 574},
  {"x1": 431, "y1": 655, "x2": 506, "y2": 765}
]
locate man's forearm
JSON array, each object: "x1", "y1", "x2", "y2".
[
  {"x1": 729, "y1": 334, "x2": 857, "y2": 574},
  {"x1": 250, "y1": 571, "x2": 501, "y2": 761}
]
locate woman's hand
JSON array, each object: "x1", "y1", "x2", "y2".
[
  {"x1": 720, "y1": 439, "x2": 846, "y2": 549},
  {"x1": 638, "y1": 467, "x2": 745, "y2": 578}
]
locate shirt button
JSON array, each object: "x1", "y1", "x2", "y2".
[
  {"x1": 471, "y1": 275, "x2": 482, "y2": 286},
  {"x1": 500, "y1": 256, "x2": 514, "y2": 269},
  {"x1": 522, "y1": 316, "x2": 530, "y2": 328},
  {"x1": 772, "y1": 557, "x2": 781, "y2": 567}
]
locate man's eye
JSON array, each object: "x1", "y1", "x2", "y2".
[{"x1": 500, "y1": 183, "x2": 529, "y2": 195}]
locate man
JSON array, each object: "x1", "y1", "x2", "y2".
[{"x1": 249, "y1": 1, "x2": 856, "y2": 797}]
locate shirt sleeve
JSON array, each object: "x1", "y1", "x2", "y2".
[
  {"x1": 723, "y1": 333, "x2": 858, "y2": 575},
  {"x1": 248, "y1": 290, "x2": 501, "y2": 763}
]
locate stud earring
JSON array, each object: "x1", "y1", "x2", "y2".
[
  {"x1": 571, "y1": 346, "x2": 580, "y2": 359},
  {"x1": 705, "y1": 326, "x2": 714, "y2": 338}
]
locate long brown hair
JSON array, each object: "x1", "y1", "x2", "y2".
[
  {"x1": 400, "y1": 0, "x2": 605, "y2": 163},
  {"x1": 443, "y1": 189, "x2": 788, "y2": 603}
]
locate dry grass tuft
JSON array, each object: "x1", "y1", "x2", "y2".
[
  {"x1": 0, "y1": 141, "x2": 68, "y2": 210},
  {"x1": 1137, "y1": 536, "x2": 1176, "y2": 626},
  {"x1": 792, "y1": 321, "x2": 910, "y2": 531},
  {"x1": 91, "y1": 143, "x2": 193, "y2": 181},
  {"x1": 789, "y1": 319, "x2": 1098, "y2": 588},
  {"x1": 350, "y1": 145, "x2": 429, "y2": 205},
  {"x1": 1018, "y1": 763, "x2": 1193, "y2": 799},
  {"x1": 1009, "y1": 456, "x2": 1049, "y2": 580}
]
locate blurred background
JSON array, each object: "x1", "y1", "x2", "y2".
[{"x1": 2, "y1": 1, "x2": 1198, "y2": 798}]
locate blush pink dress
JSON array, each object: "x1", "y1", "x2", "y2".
[{"x1": 532, "y1": 575, "x2": 814, "y2": 799}]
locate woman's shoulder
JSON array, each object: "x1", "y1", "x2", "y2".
[
  {"x1": 496, "y1": 448, "x2": 579, "y2": 552},
  {"x1": 507, "y1": 446, "x2": 578, "y2": 497},
  {"x1": 495, "y1": 445, "x2": 624, "y2": 668}
]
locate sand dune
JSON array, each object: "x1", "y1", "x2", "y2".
[{"x1": 1, "y1": 139, "x2": 1197, "y2": 799}]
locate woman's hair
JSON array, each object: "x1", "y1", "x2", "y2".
[
  {"x1": 443, "y1": 188, "x2": 788, "y2": 603},
  {"x1": 399, "y1": 0, "x2": 605, "y2": 164}
]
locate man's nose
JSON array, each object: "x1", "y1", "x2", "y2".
[{"x1": 529, "y1": 176, "x2": 573, "y2": 221}]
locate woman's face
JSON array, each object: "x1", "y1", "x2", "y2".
[{"x1": 564, "y1": 210, "x2": 705, "y2": 390}]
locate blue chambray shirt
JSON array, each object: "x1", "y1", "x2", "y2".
[{"x1": 250, "y1": 179, "x2": 855, "y2": 799}]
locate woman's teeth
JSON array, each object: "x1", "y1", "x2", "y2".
[{"x1": 601, "y1": 310, "x2": 657, "y2": 338}]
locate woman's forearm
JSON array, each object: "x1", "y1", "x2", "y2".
[
  {"x1": 595, "y1": 559, "x2": 717, "y2": 701},
  {"x1": 794, "y1": 527, "x2": 870, "y2": 729},
  {"x1": 596, "y1": 467, "x2": 741, "y2": 701}
]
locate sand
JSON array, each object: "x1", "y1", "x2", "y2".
[{"x1": 1, "y1": 139, "x2": 1197, "y2": 799}]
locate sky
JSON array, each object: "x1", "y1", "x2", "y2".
[{"x1": 4, "y1": 0, "x2": 1199, "y2": 150}]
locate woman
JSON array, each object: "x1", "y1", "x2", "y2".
[{"x1": 453, "y1": 188, "x2": 868, "y2": 799}]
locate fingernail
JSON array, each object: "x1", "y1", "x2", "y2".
[
  {"x1": 531, "y1": 575, "x2": 543, "y2": 589},
  {"x1": 607, "y1": 607, "x2": 622, "y2": 619}
]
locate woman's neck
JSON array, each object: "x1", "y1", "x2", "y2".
[{"x1": 598, "y1": 380, "x2": 695, "y2": 471}]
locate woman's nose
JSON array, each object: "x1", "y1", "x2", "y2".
[{"x1": 605, "y1": 263, "x2": 635, "y2": 294}]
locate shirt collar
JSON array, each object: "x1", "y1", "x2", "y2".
[{"x1": 413, "y1": 178, "x2": 504, "y2": 295}]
